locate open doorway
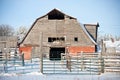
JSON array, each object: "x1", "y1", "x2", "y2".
[{"x1": 49, "y1": 47, "x2": 65, "y2": 60}]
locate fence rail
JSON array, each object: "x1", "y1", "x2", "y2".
[
  {"x1": 42, "y1": 53, "x2": 104, "y2": 75},
  {"x1": 103, "y1": 52, "x2": 120, "y2": 73},
  {"x1": 0, "y1": 53, "x2": 40, "y2": 74},
  {"x1": 0, "y1": 52, "x2": 120, "y2": 75}
]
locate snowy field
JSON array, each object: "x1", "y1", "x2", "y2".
[{"x1": 0, "y1": 72, "x2": 120, "y2": 80}]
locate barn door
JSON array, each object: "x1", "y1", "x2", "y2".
[{"x1": 49, "y1": 47, "x2": 65, "y2": 60}]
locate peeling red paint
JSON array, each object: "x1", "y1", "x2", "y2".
[
  {"x1": 19, "y1": 47, "x2": 32, "y2": 60},
  {"x1": 68, "y1": 46, "x2": 95, "y2": 55}
]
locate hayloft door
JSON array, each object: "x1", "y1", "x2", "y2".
[{"x1": 49, "y1": 47, "x2": 65, "y2": 60}]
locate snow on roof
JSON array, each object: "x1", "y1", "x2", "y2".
[
  {"x1": 80, "y1": 23, "x2": 97, "y2": 45},
  {"x1": 104, "y1": 40, "x2": 120, "y2": 52}
]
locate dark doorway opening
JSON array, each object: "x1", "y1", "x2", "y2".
[{"x1": 49, "y1": 47, "x2": 65, "y2": 60}]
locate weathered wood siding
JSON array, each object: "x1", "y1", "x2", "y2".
[{"x1": 21, "y1": 9, "x2": 98, "y2": 58}]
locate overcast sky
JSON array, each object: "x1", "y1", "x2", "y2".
[{"x1": 0, "y1": 0, "x2": 120, "y2": 36}]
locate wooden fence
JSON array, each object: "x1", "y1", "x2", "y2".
[
  {"x1": 0, "y1": 52, "x2": 120, "y2": 74},
  {"x1": 102, "y1": 52, "x2": 120, "y2": 73}
]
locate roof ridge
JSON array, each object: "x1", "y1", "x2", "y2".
[{"x1": 38, "y1": 8, "x2": 76, "y2": 19}]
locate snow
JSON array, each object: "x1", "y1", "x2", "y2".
[
  {"x1": 25, "y1": 72, "x2": 43, "y2": 75},
  {"x1": 80, "y1": 23, "x2": 97, "y2": 45},
  {"x1": 0, "y1": 72, "x2": 120, "y2": 80},
  {"x1": 104, "y1": 40, "x2": 120, "y2": 52},
  {"x1": 0, "y1": 73, "x2": 17, "y2": 76},
  {"x1": 104, "y1": 41, "x2": 120, "y2": 47}
]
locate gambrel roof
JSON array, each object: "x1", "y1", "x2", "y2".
[
  {"x1": 20, "y1": 9, "x2": 99, "y2": 45},
  {"x1": 39, "y1": 8, "x2": 76, "y2": 19},
  {"x1": 80, "y1": 23, "x2": 99, "y2": 45}
]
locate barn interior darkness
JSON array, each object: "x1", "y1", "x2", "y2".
[
  {"x1": 48, "y1": 10, "x2": 64, "y2": 20},
  {"x1": 49, "y1": 47, "x2": 65, "y2": 60}
]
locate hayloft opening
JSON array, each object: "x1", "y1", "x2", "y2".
[
  {"x1": 48, "y1": 10, "x2": 64, "y2": 20},
  {"x1": 49, "y1": 47, "x2": 65, "y2": 60},
  {"x1": 48, "y1": 37, "x2": 65, "y2": 42}
]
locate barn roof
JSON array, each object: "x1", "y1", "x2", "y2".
[
  {"x1": 80, "y1": 23, "x2": 98, "y2": 45},
  {"x1": 39, "y1": 8, "x2": 76, "y2": 19},
  {"x1": 84, "y1": 23, "x2": 99, "y2": 27},
  {"x1": 20, "y1": 9, "x2": 76, "y2": 44},
  {"x1": 20, "y1": 9, "x2": 98, "y2": 45}
]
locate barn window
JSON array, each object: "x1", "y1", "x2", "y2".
[
  {"x1": 48, "y1": 14, "x2": 64, "y2": 20},
  {"x1": 74, "y1": 37, "x2": 78, "y2": 42},
  {"x1": 48, "y1": 37, "x2": 65, "y2": 42},
  {"x1": 48, "y1": 37, "x2": 52, "y2": 42},
  {"x1": 48, "y1": 10, "x2": 64, "y2": 20},
  {"x1": 60, "y1": 37, "x2": 65, "y2": 41}
]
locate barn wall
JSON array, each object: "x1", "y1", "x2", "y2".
[
  {"x1": 21, "y1": 12, "x2": 97, "y2": 58},
  {"x1": 19, "y1": 46, "x2": 32, "y2": 60},
  {"x1": 68, "y1": 46, "x2": 95, "y2": 55}
]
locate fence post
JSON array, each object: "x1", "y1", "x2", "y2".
[
  {"x1": 39, "y1": 32, "x2": 43, "y2": 73},
  {"x1": 4, "y1": 52, "x2": 8, "y2": 73},
  {"x1": 100, "y1": 39, "x2": 105, "y2": 73},
  {"x1": 0, "y1": 51, "x2": 2, "y2": 61},
  {"x1": 81, "y1": 52, "x2": 84, "y2": 71},
  {"x1": 66, "y1": 54, "x2": 71, "y2": 72},
  {"x1": 21, "y1": 53, "x2": 25, "y2": 66},
  {"x1": 101, "y1": 57, "x2": 104, "y2": 73}
]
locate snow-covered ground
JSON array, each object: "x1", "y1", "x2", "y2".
[{"x1": 0, "y1": 72, "x2": 120, "y2": 80}]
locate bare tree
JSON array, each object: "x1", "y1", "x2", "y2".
[
  {"x1": 0, "y1": 24, "x2": 14, "y2": 36},
  {"x1": 17, "y1": 26, "x2": 28, "y2": 42}
]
